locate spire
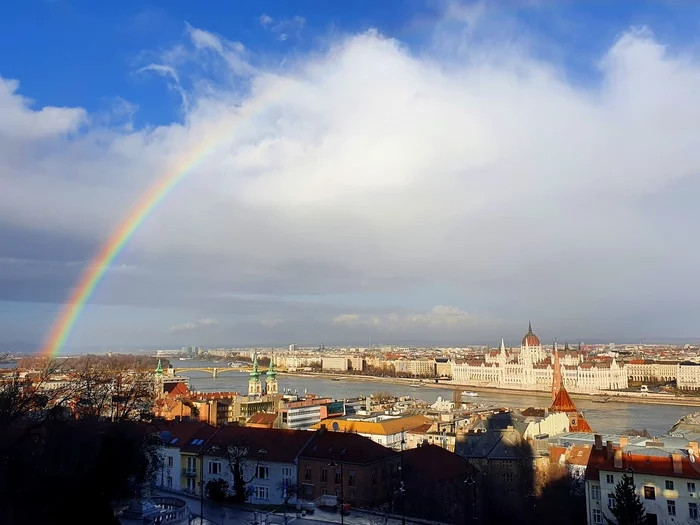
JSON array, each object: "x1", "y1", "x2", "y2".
[
  {"x1": 551, "y1": 344, "x2": 561, "y2": 402},
  {"x1": 528, "y1": 319, "x2": 533, "y2": 334},
  {"x1": 500, "y1": 338, "x2": 506, "y2": 352},
  {"x1": 268, "y1": 354, "x2": 277, "y2": 380},
  {"x1": 250, "y1": 352, "x2": 260, "y2": 380},
  {"x1": 564, "y1": 340, "x2": 569, "y2": 351},
  {"x1": 155, "y1": 359, "x2": 163, "y2": 376}
]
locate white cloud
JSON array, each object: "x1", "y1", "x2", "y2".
[
  {"x1": 4, "y1": 17, "x2": 700, "y2": 344},
  {"x1": 260, "y1": 14, "x2": 305, "y2": 42},
  {"x1": 169, "y1": 318, "x2": 219, "y2": 332},
  {"x1": 333, "y1": 306, "x2": 486, "y2": 330}
]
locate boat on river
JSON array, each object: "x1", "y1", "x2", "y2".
[{"x1": 462, "y1": 391, "x2": 479, "y2": 397}]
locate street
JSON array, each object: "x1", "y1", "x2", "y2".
[{"x1": 154, "y1": 490, "x2": 406, "y2": 525}]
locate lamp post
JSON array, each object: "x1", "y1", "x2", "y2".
[
  {"x1": 200, "y1": 425, "x2": 224, "y2": 524},
  {"x1": 329, "y1": 448, "x2": 346, "y2": 525},
  {"x1": 464, "y1": 465, "x2": 478, "y2": 523},
  {"x1": 399, "y1": 430, "x2": 406, "y2": 525}
]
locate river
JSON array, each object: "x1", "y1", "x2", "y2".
[{"x1": 174, "y1": 360, "x2": 699, "y2": 437}]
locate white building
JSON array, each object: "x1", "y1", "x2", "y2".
[
  {"x1": 585, "y1": 436, "x2": 700, "y2": 525},
  {"x1": 321, "y1": 357, "x2": 349, "y2": 371},
  {"x1": 451, "y1": 324, "x2": 628, "y2": 394},
  {"x1": 677, "y1": 363, "x2": 700, "y2": 390}
]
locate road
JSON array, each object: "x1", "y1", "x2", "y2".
[{"x1": 154, "y1": 490, "x2": 405, "y2": 525}]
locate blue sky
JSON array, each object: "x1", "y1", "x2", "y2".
[{"x1": 2, "y1": 1, "x2": 700, "y2": 352}]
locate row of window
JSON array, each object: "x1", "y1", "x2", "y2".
[
  {"x1": 592, "y1": 503, "x2": 697, "y2": 524},
  {"x1": 304, "y1": 467, "x2": 359, "y2": 485},
  {"x1": 603, "y1": 474, "x2": 696, "y2": 493}
]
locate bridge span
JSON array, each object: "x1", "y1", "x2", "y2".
[{"x1": 172, "y1": 367, "x2": 270, "y2": 378}]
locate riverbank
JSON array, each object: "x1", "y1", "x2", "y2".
[{"x1": 278, "y1": 371, "x2": 700, "y2": 407}]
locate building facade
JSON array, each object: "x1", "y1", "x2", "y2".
[{"x1": 452, "y1": 324, "x2": 628, "y2": 394}]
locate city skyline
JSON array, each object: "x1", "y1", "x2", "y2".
[{"x1": 3, "y1": 1, "x2": 700, "y2": 350}]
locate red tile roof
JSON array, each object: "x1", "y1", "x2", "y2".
[
  {"x1": 246, "y1": 412, "x2": 278, "y2": 427},
  {"x1": 597, "y1": 452, "x2": 700, "y2": 480},
  {"x1": 403, "y1": 445, "x2": 470, "y2": 481},
  {"x1": 551, "y1": 388, "x2": 578, "y2": 413},
  {"x1": 164, "y1": 382, "x2": 190, "y2": 396},
  {"x1": 300, "y1": 429, "x2": 399, "y2": 464}
]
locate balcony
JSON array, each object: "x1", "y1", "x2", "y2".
[{"x1": 181, "y1": 468, "x2": 197, "y2": 477}]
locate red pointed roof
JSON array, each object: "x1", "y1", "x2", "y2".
[
  {"x1": 551, "y1": 386, "x2": 593, "y2": 432},
  {"x1": 551, "y1": 387, "x2": 578, "y2": 413}
]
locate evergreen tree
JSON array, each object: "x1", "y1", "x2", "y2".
[{"x1": 607, "y1": 474, "x2": 647, "y2": 525}]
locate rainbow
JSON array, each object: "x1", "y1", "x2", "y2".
[{"x1": 40, "y1": 110, "x2": 247, "y2": 357}]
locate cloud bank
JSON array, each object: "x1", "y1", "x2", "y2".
[{"x1": 3, "y1": 11, "x2": 700, "y2": 347}]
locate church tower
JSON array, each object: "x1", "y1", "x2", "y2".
[
  {"x1": 551, "y1": 342, "x2": 562, "y2": 402},
  {"x1": 154, "y1": 358, "x2": 164, "y2": 396},
  {"x1": 266, "y1": 355, "x2": 278, "y2": 395},
  {"x1": 248, "y1": 353, "x2": 262, "y2": 396}
]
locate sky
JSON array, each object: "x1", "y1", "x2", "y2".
[{"x1": 2, "y1": 1, "x2": 700, "y2": 352}]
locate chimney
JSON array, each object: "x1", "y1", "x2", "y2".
[
  {"x1": 672, "y1": 453, "x2": 683, "y2": 474},
  {"x1": 620, "y1": 436, "x2": 629, "y2": 448},
  {"x1": 594, "y1": 434, "x2": 603, "y2": 451},
  {"x1": 606, "y1": 441, "x2": 614, "y2": 460},
  {"x1": 690, "y1": 442, "x2": 699, "y2": 456},
  {"x1": 614, "y1": 450, "x2": 623, "y2": 469}
]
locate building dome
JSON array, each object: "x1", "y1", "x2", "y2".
[{"x1": 522, "y1": 321, "x2": 540, "y2": 347}]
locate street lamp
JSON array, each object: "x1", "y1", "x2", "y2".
[
  {"x1": 399, "y1": 430, "x2": 406, "y2": 525},
  {"x1": 329, "y1": 448, "x2": 347, "y2": 525}
]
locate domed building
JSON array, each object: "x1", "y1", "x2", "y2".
[{"x1": 519, "y1": 321, "x2": 546, "y2": 364}]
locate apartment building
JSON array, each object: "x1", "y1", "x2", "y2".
[
  {"x1": 585, "y1": 435, "x2": 700, "y2": 525},
  {"x1": 321, "y1": 357, "x2": 349, "y2": 371},
  {"x1": 678, "y1": 363, "x2": 700, "y2": 390},
  {"x1": 297, "y1": 429, "x2": 400, "y2": 507},
  {"x1": 311, "y1": 414, "x2": 432, "y2": 450}
]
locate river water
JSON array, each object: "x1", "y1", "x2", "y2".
[{"x1": 175, "y1": 361, "x2": 699, "y2": 437}]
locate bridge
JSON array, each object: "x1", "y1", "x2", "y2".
[{"x1": 172, "y1": 367, "x2": 271, "y2": 378}]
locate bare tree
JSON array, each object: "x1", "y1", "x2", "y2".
[{"x1": 224, "y1": 436, "x2": 267, "y2": 502}]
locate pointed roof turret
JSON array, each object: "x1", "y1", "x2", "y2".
[
  {"x1": 155, "y1": 359, "x2": 163, "y2": 376},
  {"x1": 500, "y1": 338, "x2": 506, "y2": 352},
  {"x1": 250, "y1": 353, "x2": 260, "y2": 381},
  {"x1": 268, "y1": 354, "x2": 277, "y2": 380}
]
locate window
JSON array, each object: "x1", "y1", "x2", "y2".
[
  {"x1": 322, "y1": 488, "x2": 328, "y2": 495},
  {"x1": 608, "y1": 493, "x2": 615, "y2": 509},
  {"x1": 646, "y1": 513, "x2": 658, "y2": 525},
  {"x1": 690, "y1": 502, "x2": 698, "y2": 520},
  {"x1": 257, "y1": 466, "x2": 269, "y2": 479},
  {"x1": 282, "y1": 467, "x2": 293, "y2": 478},
  {"x1": 335, "y1": 471, "x2": 342, "y2": 485},
  {"x1": 591, "y1": 485, "x2": 601, "y2": 500},
  {"x1": 321, "y1": 468, "x2": 328, "y2": 482},
  {"x1": 167, "y1": 456, "x2": 174, "y2": 468},
  {"x1": 167, "y1": 476, "x2": 173, "y2": 488},
  {"x1": 186, "y1": 456, "x2": 197, "y2": 473},
  {"x1": 606, "y1": 474, "x2": 614, "y2": 484},
  {"x1": 305, "y1": 466, "x2": 312, "y2": 481},
  {"x1": 667, "y1": 500, "x2": 676, "y2": 516},
  {"x1": 253, "y1": 486, "x2": 269, "y2": 500},
  {"x1": 592, "y1": 509, "x2": 603, "y2": 524},
  {"x1": 665, "y1": 480, "x2": 674, "y2": 491},
  {"x1": 349, "y1": 490, "x2": 355, "y2": 501},
  {"x1": 688, "y1": 482, "x2": 696, "y2": 493},
  {"x1": 348, "y1": 470, "x2": 356, "y2": 487},
  {"x1": 186, "y1": 478, "x2": 197, "y2": 492},
  {"x1": 208, "y1": 461, "x2": 221, "y2": 475},
  {"x1": 644, "y1": 486, "x2": 656, "y2": 500},
  {"x1": 371, "y1": 470, "x2": 377, "y2": 486}
]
